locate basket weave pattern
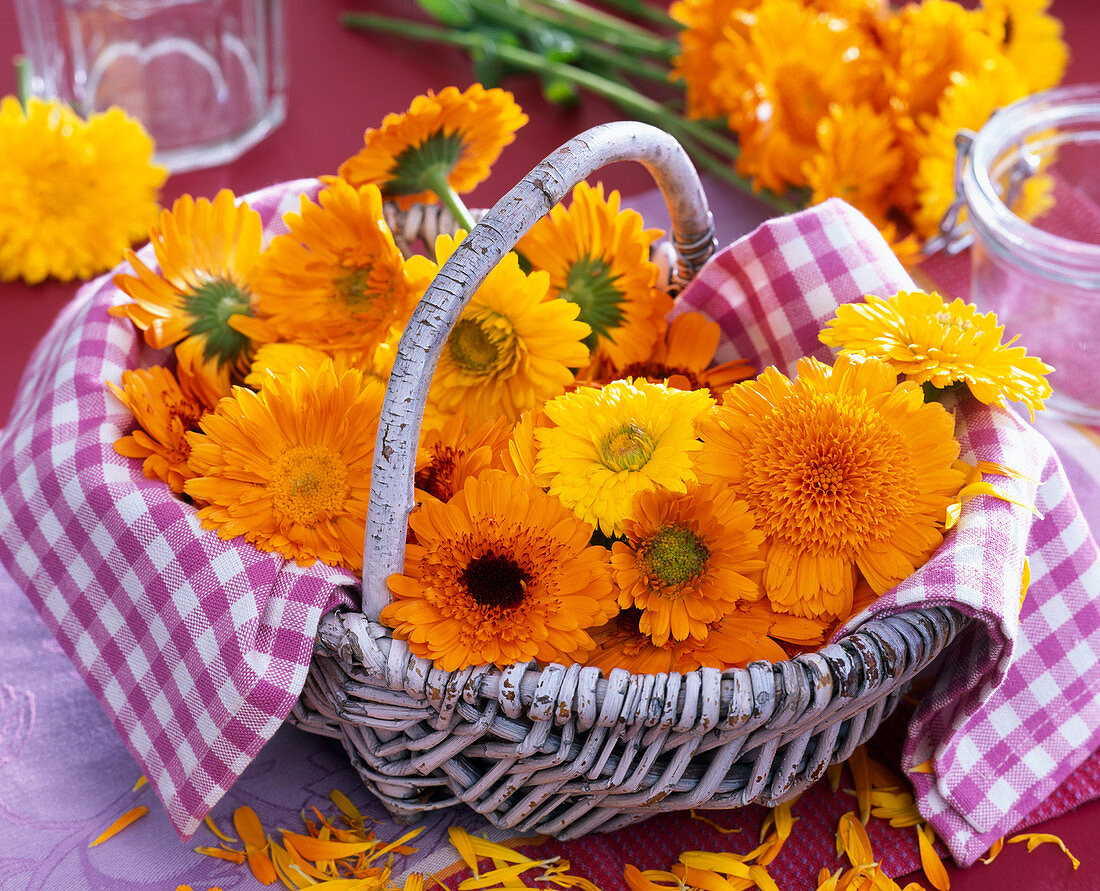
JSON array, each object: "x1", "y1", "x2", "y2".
[
  {"x1": 291, "y1": 606, "x2": 965, "y2": 838},
  {"x1": 287, "y1": 123, "x2": 969, "y2": 839}
]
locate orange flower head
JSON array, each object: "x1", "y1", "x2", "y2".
[
  {"x1": 414, "y1": 412, "x2": 512, "y2": 506},
  {"x1": 249, "y1": 179, "x2": 431, "y2": 355},
  {"x1": 698, "y1": 354, "x2": 966, "y2": 620},
  {"x1": 382, "y1": 470, "x2": 617, "y2": 671},
  {"x1": 108, "y1": 365, "x2": 210, "y2": 494},
  {"x1": 416, "y1": 231, "x2": 591, "y2": 426},
  {"x1": 517, "y1": 181, "x2": 671, "y2": 370},
  {"x1": 111, "y1": 189, "x2": 264, "y2": 401},
  {"x1": 588, "y1": 311, "x2": 754, "y2": 400},
  {"x1": 338, "y1": 85, "x2": 528, "y2": 209},
  {"x1": 715, "y1": 0, "x2": 884, "y2": 192},
  {"x1": 611, "y1": 483, "x2": 765, "y2": 646},
  {"x1": 185, "y1": 360, "x2": 385, "y2": 571}
]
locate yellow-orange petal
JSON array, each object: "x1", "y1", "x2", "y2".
[
  {"x1": 918, "y1": 824, "x2": 950, "y2": 891},
  {"x1": 88, "y1": 805, "x2": 149, "y2": 847}
]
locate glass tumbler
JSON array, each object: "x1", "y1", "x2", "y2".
[
  {"x1": 15, "y1": 0, "x2": 286, "y2": 173},
  {"x1": 959, "y1": 84, "x2": 1100, "y2": 426}
]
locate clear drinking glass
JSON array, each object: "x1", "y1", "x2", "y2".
[
  {"x1": 15, "y1": 0, "x2": 286, "y2": 173},
  {"x1": 960, "y1": 84, "x2": 1100, "y2": 426}
]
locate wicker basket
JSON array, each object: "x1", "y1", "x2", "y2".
[{"x1": 287, "y1": 121, "x2": 969, "y2": 840}]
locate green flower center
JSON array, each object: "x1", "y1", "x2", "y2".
[
  {"x1": 462, "y1": 550, "x2": 530, "y2": 611},
  {"x1": 269, "y1": 446, "x2": 350, "y2": 526},
  {"x1": 385, "y1": 130, "x2": 465, "y2": 196},
  {"x1": 641, "y1": 524, "x2": 709, "y2": 587},
  {"x1": 334, "y1": 264, "x2": 389, "y2": 312},
  {"x1": 559, "y1": 253, "x2": 626, "y2": 349},
  {"x1": 184, "y1": 276, "x2": 253, "y2": 368},
  {"x1": 599, "y1": 423, "x2": 654, "y2": 472},
  {"x1": 448, "y1": 313, "x2": 516, "y2": 377}
]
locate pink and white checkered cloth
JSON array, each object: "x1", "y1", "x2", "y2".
[
  {"x1": 0, "y1": 180, "x2": 357, "y2": 840},
  {"x1": 2, "y1": 183, "x2": 1099, "y2": 862},
  {"x1": 674, "y1": 198, "x2": 1100, "y2": 864}
]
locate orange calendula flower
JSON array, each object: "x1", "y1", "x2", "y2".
[
  {"x1": 910, "y1": 63, "x2": 1048, "y2": 243},
  {"x1": 517, "y1": 180, "x2": 671, "y2": 369},
  {"x1": 0, "y1": 97, "x2": 165, "y2": 284},
  {"x1": 185, "y1": 361, "x2": 385, "y2": 571},
  {"x1": 880, "y1": 0, "x2": 1003, "y2": 122},
  {"x1": 586, "y1": 609, "x2": 677, "y2": 676},
  {"x1": 611, "y1": 483, "x2": 765, "y2": 646},
  {"x1": 382, "y1": 470, "x2": 617, "y2": 671},
  {"x1": 804, "y1": 103, "x2": 905, "y2": 235},
  {"x1": 820, "y1": 289, "x2": 1053, "y2": 417},
  {"x1": 338, "y1": 84, "x2": 528, "y2": 209},
  {"x1": 535, "y1": 379, "x2": 715, "y2": 538},
  {"x1": 247, "y1": 179, "x2": 430, "y2": 354},
  {"x1": 108, "y1": 365, "x2": 211, "y2": 494},
  {"x1": 698, "y1": 354, "x2": 966, "y2": 620},
  {"x1": 715, "y1": 0, "x2": 883, "y2": 193},
  {"x1": 589, "y1": 311, "x2": 754, "y2": 400},
  {"x1": 670, "y1": 0, "x2": 760, "y2": 121},
  {"x1": 980, "y1": 0, "x2": 1068, "y2": 93},
  {"x1": 416, "y1": 231, "x2": 591, "y2": 426},
  {"x1": 111, "y1": 189, "x2": 264, "y2": 403},
  {"x1": 244, "y1": 340, "x2": 393, "y2": 392},
  {"x1": 414, "y1": 412, "x2": 511, "y2": 506}
]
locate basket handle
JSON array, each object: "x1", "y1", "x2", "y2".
[{"x1": 361, "y1": 121, "x2": 717, "y2": 620}]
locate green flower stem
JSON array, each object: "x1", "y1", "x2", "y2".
[
  {"x1": 464, "y1": 0, "x2": 670, "y2": 85},
  {"x1": 509, "y1": 0, "x2": 676, "y2": 58},
  {"x1": 588, "y1": 0, "x2": 680, "y2": 29},
  {"x1": 14, "y1": 57, "x2": 31, "y2": 107},
  {"x1": 424, "y1": 168, "x2": 478, "y2": 232},
  {"x1": 342, "y1": 12, "x2": 799, "y2": 214}
]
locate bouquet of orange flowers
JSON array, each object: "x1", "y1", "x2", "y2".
[
  {"x1": 345, "y1": 0, "x2": 1068, "y2": 260},
  {"x1": 107, "y1": 84, "x2": 1052, "y2": 678}
]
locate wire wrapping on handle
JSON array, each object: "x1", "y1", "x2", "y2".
[{"x1": 360, "y1": 121, "x2": 717, "y2": 620}]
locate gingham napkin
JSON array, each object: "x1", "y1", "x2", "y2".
[
  {"x1": 674, "y1": 198, "x2": 1100, "y2": 865},
  {"x1": 0, "y1": 180, "x2": 357, "y2": 840}
]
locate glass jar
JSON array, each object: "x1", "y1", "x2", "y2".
[
  {"x1": 15, "y1": 0, "x2": 286, "y2": 174},
  {"x1": 959, "y1": 84, "x2": 1100, "y2": 426}
]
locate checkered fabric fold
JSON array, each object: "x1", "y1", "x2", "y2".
[
  {"x1": 674, "y1": 198, "x2": 1100, "y2": 864},
  {"x1": 0, "y1": 180, "x2": 357, "y2": 840}
]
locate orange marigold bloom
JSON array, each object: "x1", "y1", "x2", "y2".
[
  {"x1": 611, "y1": 483, "x2": 765, "y2": 646},
  {"x1": 382, "y1": 470, "x2": 617, "y2": 671},
  {"x1": 980, "y1": 0, "x2": 1068, "y2": 93},
  {"x1": 672, "y1": 601, "x2": 826, "y2": 670},
  {"x1": 588, "y1": 311, "x2": 754, "y2": 400},
  {"x1": 247, "y1": 179, "x2": 431, "y2": 355},
  {"x1": 338, "y1": 84, "x2": 528, "y2": 209},
  {"x1": 804, "y1": 103, "x2": 905, "y2": 234},
  {"x1": 415, "y1": 231, "x2": 591, "y2": 427},
  {"x1": 585, "y1": 609, "x2": 677, "y2": 676},
  {"x1": 110, "y1": 189, "x2": 263, "y2": 403},
  {"x1": 880, "y1": 0, "x2": 1003, "y2": 122},
  {"x1": 414, "y1": 412, "x2": 512, "y2": 505},
  {"x1": 670, "y1": 0, "x2": 761, "y2": 120},
  {"x1": 517, "y1": 181, "x2": 671, "y2": 371},
  {"x1": 910, "y1": 63, "x2": 1032, "y2": 240},
  {"x1": 185, "y1": 361, "x2": 385, "y2": 571},
  {"x1": 697, "y1": 355, "x2": 965, "y2": 620},
  {"x1": 715, "y1": 0, "x2": 884, "y2": 192},
  {"x1": 107, "y1": 365, "x2": 211, "y2": 494}
]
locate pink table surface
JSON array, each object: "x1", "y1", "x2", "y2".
[{"x1": 3, "y1": 1, "x2": 1100, "y2": 889}]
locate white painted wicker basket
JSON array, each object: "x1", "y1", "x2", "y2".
[{"x1": 288, "y1": 122, "x2": 968, "y2": 840}]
